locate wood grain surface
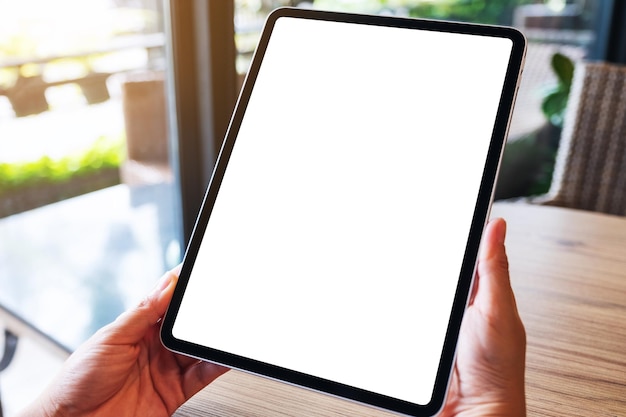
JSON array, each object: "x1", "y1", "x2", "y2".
[
  {"x1": 174, "y1": 202, "x2": 626, "y2": 416},
  {"x1": 492, "y1": 203, "x2": 626, "y2": 416}
]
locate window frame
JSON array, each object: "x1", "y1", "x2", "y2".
[{"x1": 165, "y1": 0, "x2": 238, "y2": 245}]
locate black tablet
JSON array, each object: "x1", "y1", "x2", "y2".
[{"x1": 161, "y1": 8, "x2": 525, "y2": 416}]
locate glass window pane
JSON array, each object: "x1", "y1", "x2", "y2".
[{"x1": 0, "y1": 0, "x2": 181, "y2": 355}]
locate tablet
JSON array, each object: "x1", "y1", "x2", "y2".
[{"x1": 161, "y1": 8, "x2": 525, "y2": 416}]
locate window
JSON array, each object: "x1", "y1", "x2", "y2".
[
  {"x1": 0, "y1": 0, "x2": 179, "y2": 353},
  {"x1": 0, "y1": 1, "x2": 190, "y2": 412}
]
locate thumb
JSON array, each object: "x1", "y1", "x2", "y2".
[
  {"x1": 474, "y1": 217, "x2": 519, "y2": 319},
  {"x1": 100, "y1": 269, "x2": 179, "y2": 345}
]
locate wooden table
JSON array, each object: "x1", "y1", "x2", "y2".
[{"x1": 174, "y1": 202, "x2": 626, "y2": 416}]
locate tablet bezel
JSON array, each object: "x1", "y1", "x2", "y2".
[{"x1": 161, "y1": 7, "x2": 526, "y2": 416}]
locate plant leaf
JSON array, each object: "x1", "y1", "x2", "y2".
[
  {"x1": 541, "y1": 90, "x2": 569, "y2": 127},
  {"x1": 551, "y1": 53, "x2": 574, "y2": 87}
]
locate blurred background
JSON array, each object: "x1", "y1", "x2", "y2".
[{"x1": 0, "y1": 0, "x2": 624, "y2": 415}]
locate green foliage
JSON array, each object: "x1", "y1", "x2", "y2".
[
  {"x1": 311, "y1": 0, "x2": 533, "y2": 25},
  {"x1": 541, "y1": 53, "x2": 575, "y2": 128},
  {"x1": 0, "y1": 135, "x2": 125, "y2": 192},
  {"x1": 405, "y1": 0, "x2": 534, "y2": 25}
]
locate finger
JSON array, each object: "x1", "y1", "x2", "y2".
[
  {"x1": 480, "y1": 217, "x2": 507, "y2": 262},
  {"x1": 474, "y1": 218, "x2": 515, "y2": 313},
  {"x1": 182, "y1": 361, "x2": 229, "y2": 399},
  {"x1": 100, "y1": 268, "x2": 179, "y2": 345},
  {"x1": 170, "y1": 263, "x2": 183, "y2": 276},
  {"x1": 473, "y1": 219, "x2": 525, "y2": 346}
]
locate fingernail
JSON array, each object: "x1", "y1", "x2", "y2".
[{"x1": 494, "y1": 218, "x2": 507, "y2": 244}]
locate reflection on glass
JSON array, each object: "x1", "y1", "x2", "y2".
[{"x1": 0, "y1": 0, "x2": 180, "y2": 350}]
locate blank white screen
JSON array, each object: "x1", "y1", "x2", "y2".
[{"x1": 173, "y1": 17, "x2": 513, "y2": 405}]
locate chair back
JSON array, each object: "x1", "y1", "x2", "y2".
[{"x1": 542, "y1": 61, "x2": 626, "y2": 216}]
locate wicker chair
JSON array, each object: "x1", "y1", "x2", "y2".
[{"x1": 536, "y1": 61, "x2": 626, "y2": 216}]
